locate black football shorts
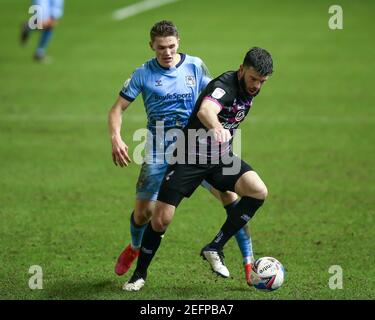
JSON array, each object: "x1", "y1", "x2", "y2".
[{"x1": 157, "y1": 155, "x2": 253, "y2": 207}]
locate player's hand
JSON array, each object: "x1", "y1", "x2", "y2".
[
  {"x1": 111, "y1": 135, "x2": 132, "y2": 167},
  {"x1": 213, "y1": 128, "x2": 232, "y2": 143}
]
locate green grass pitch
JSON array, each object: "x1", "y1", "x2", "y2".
[{"x1": 0, "y1": 0, "x2": 374, "y2": 300}]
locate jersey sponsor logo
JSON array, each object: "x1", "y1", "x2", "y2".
[
  {"x1": 185, "y1": 75, "x2": 196, "y2": 87},
  {"x1": 235, "y1": 110, "x2": 245, "y2": 121},
  {"x1": 155, "y1": 79, "x2": 163, "y2": 87},
  {"x1": 154, "y1": 92, "x2": 193, "y2": 101},
  {"x1": 234, "y1": 99, "x2": 247, "y2": 110},
  {"x1": 222, "y1": 122, "x2": 240, "y2": 130},
  {"x1": 211, "y1": 88, "x2": 226, "y2": 99}
]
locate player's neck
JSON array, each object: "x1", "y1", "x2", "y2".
[
  {"x1": 172, "y1": 53, "x2": 181, "y2": 67},
  {"x1": 156, "y1": 53, "x2": 181, "y2": 69}
]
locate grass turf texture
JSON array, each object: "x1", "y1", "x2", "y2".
[{"x1": 0, "y1": 0, "x2": 374, "y2": 299}]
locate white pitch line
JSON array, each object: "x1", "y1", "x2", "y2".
[
  {"x1": 0, "y1": 114, "x2": 146, "y2": 123},
  {"x1": 0, "y1": 115, "x2": 374, "y2": 124},
  {"x1": 113, "y1": 0, "x2": 180, "y2": 21}
]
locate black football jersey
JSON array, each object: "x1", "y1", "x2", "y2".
[{"x1": 184, "y1": 71, "x2": 254, "y2": 161}]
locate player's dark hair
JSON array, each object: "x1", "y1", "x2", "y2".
[
  {"x1": 150, "y1": 20, "x2": 179, "y2": 41},
  {"x1": 243, "y1": 47, "x2": 273, "y2": 76}
]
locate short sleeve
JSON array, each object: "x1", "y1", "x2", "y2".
[
  {"x1": 203, "y1": 83, "x2": 233, "y2": 110},
  {"x1": 197, "y1": 58, "x2": 212, "y2": 91},
  {"x1": 119, "y1": 67, "x2": 144, "y2": 102}
]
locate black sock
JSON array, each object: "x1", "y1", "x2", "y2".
[
  {"x1": 209, "y1": 196, "x2": 264, "y2": 250},
  {"x1": 134, "y1": 222, "x2": 165, "y2": 277}
]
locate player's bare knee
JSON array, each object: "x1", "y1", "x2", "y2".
[
  {"x1": 152, "y1": 202, "x2": 175, "y2": 231},
  {"x1": 219, "y1": 191, "x2": 238, "y2": 206},
  {"x1": 134, "y1": 208, "x2": 152, "y2": 225},
  {"x1": 152, "y1": 219, "x2": 163, "y2": 231},
  {"x1": 249, "y1": 182, "x2": 268, "y2": 200},
  {"x1": 240, "y1": 181, "x2": 268, "y2": 200},
  {"x1": 143, "y1": 207, "x2": 154, "y2": 220},
  {"x1": 152, "y1": 215, "x2": 171, "y2": 231},
  {"x1": 235, "y1": 172, "x2": 268, "y2": 200},
  {"x1": 135, "y1": 199, "x2": 155, "y2": 223},
  {"x1": 133, "y1": 210, "x2": 147, "y2": 225},
  {"x1": 257, "y1": 185, "x2": 268, "y2": 200}
]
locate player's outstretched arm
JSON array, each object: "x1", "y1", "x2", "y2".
[
  {"x1": 197, "y1": 99, "x2": 231, "y2": 143},
  {"x1": 108, "y1": 96, "x2": 132, "y2": 167}
]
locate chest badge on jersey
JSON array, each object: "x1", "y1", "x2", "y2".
[
  {"x1": 235, "y1": 110, "x2": 246, "y2": 121},
  {"x1": 185, "y1": 75, "x2": 196, "y2": 87},
  {"x1": 155, "y1": 79, "x2": 163, "y2": 87}
]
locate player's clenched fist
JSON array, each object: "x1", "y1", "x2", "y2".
[{"x1": 212, "y1": 128, "x2": 232, "y2": 143}]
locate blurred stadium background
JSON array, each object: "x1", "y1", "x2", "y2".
[{"x1": 0, "y1": 0, "x2": 374, "y2": 299}]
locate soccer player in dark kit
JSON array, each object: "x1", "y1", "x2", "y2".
[{"x1": 123, "y1": 47, "x2": 274, "y2": 291}]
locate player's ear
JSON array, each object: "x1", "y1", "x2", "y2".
[
  {"x1": 175, "y1": 37, "x2": 180, "y2": 50},
  {"x1": 239, "y1": 64, "x2": 244, "y2": 76},
  {"x1": 149, "y1": 41, "x2": 154, "y2": 51}
]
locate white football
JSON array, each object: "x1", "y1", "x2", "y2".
[{"x1": 251, "y1": 256, "x2": 285, "y2": 291}]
